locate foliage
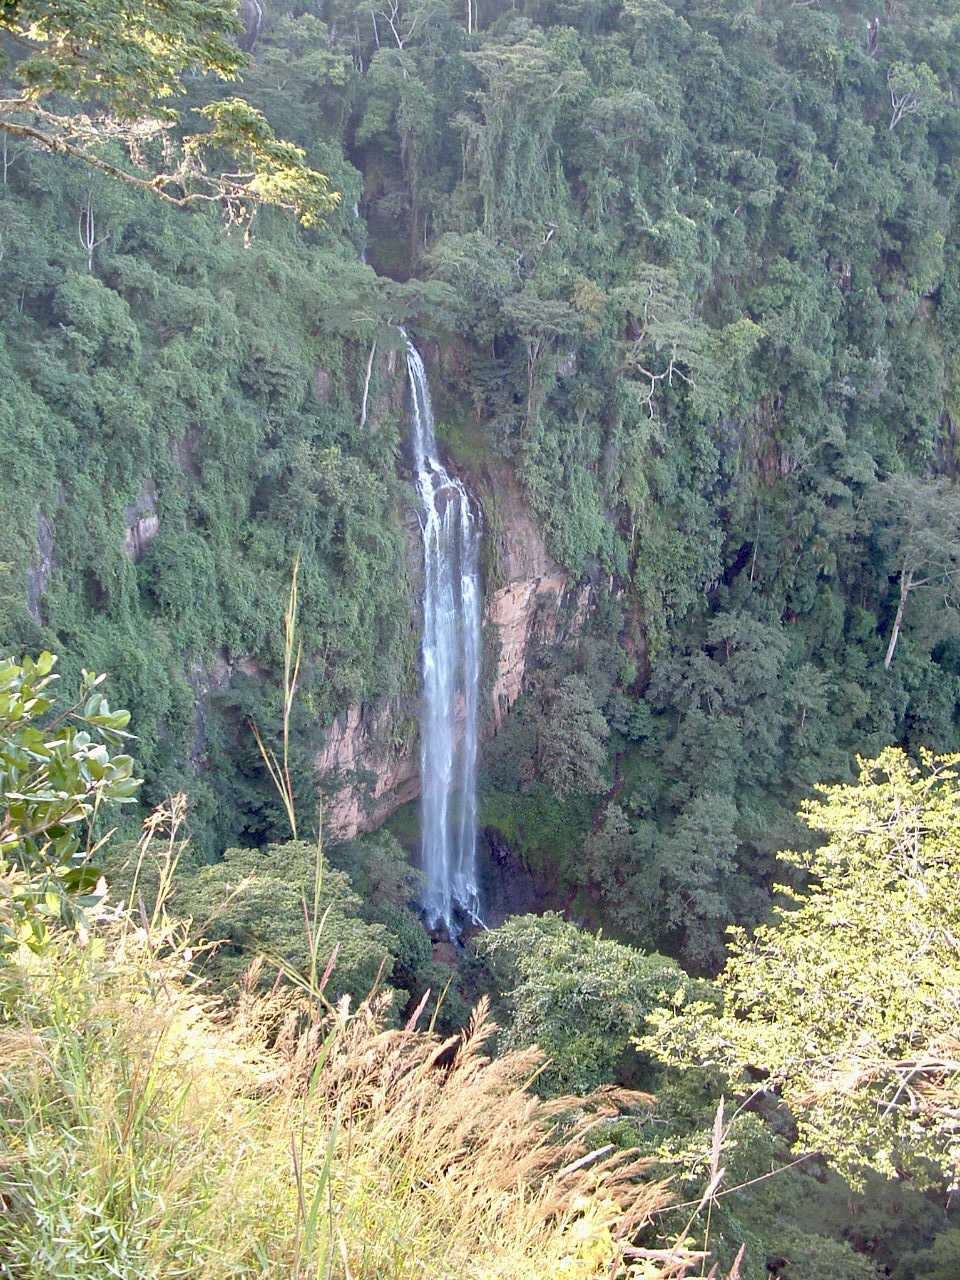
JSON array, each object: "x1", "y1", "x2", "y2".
[
  {"x1": 1, "y1": 0, "x2": 243, "y2": 110},
  {"x1": 532, "y1": 673, "x2": 610, "y2": 800},
  {"x1": 172, "y1": 839, "x2": 399, "y2": 1005},
  {"x1": 0, "y1": 652, "x2": 139, "y2": 955},
  {"x1": 9, "y1": 0, "x2": 960, "y2": 897},
  {"x1": 0, "y1": 0, "x2": 338, "y2": 224},
  {"x1": 478, "y1": 780, "x2": 595, "y2": 893},
  {"x1": 645, "y1": 749, "x2": 960, "y2": 1191},
  {"x1": 0, "y1": 145, "x2": 413, "y2": 852},
  {"x1": 893, "y1": 1229, "x2": 960, "y2": 1280},
  {"x1": 475, "y1": 912, "x2": 682, "y2": 1095},
  {"x1": 859, "y1": 476, "x2": 960, "y2": 669},
  {"x1": 328, "y1": 828, "x2": 424, "y2": 909},
  {"x1": 9, "y1": 3, "x2": 960, "y2": 1270},
  {"x1": 0, "y1": 904, "x2": 679, "y2": 1280}
]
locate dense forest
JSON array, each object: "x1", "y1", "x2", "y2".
[{"x1": 4, "y1": 0, "x2": 960, "y2": 1275}]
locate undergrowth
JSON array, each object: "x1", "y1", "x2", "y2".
[{"x1": 0, "y1": 880, "x2": 705, "y2": 1278}]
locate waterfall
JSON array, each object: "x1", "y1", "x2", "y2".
[{"x1": 405, "y1": 335, "x2": 483, "y2": 933}]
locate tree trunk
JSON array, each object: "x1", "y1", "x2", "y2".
[{"x1": 884, "y1": 567, "x2": 914, "y2": 670}]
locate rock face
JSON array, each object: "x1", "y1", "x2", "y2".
[
  {"x1": 123, "y1": 481, "x2": 159, "y2": 563},
  {"x1": 316, "y1": 698, "x2": 421, "y2": 843},
  {"x1": 315, "y1": 463, "x2": 590, "y2": 844},
  {"x1": 26, "y1": 512, "x2": 56, "y2": 623},
  {"x1": 482, "y1": 464, "x2": 591, "y2": 732}
]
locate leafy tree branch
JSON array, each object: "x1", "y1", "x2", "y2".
[{"x1": 0, "y1": 0, "x2": 339, "y2": 225}]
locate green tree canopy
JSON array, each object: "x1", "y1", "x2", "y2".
[
  {"x1": 476, "y1": 911, "x2": 682, "y2": 1095},
  {"x1": 860, "y1": 477, "x2": 960, "y2": 670},
  {"x1": 646, "y1": 748, "x2": 960, "y2": 1191},
  {"x1": 174, "y1": 839, "x2": 399, "y2": 1005},
  {"x1": 1, "y1": 0, "x2": 246, "y2": 106},
  {"x1": 0, "y1": 0, "x2": 338, "y2": 224}
]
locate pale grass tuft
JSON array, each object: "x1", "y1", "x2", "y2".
[
  {"x1": 0, "y1": 904, "x2": 684, "y2": 1280},
  {"x1": 290, "y1": 991, "x2": 669, "y2": 1276}
]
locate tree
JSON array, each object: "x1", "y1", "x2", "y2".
[
  {"x1": 0, "y1": 653, "x2": 140, "y2": 955},
  {"x1": 531, "y1": 673, "x2": 609, "y2": 801},
  {"x1": 657, "y1": 791, "x2": 741, "y2": 972},
  {"x1": 861, "y1": 477, "x2": 960, "y2": 669},
  {"x1": 499, "y1": 286, "x2": 582, "y2": 435},
  {"x1": 611, "y1": 269, "x2": 761, "y2": 420},
  {"x1": 0, "y1": 0, "x2": 338, "y2": 225},
  {"x1": 646, "y1": 749, "x2": 960, "y2": 1190},
  {"x1": 455, "y1": 25, "x2": 586, "y2": 236},
  {"x1": 887, "y1": 60, "x2": 945, "y2": 131},
  {"x1": 175, "y1": 839, "x2": 399, "y2": 1005},
  {"x1": 475, "y1": 911, "x2": 682, "y2": 1095}
]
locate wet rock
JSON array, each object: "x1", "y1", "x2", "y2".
[{"x1": 432, "y1": 940, "x2": 459, "y2": 967}]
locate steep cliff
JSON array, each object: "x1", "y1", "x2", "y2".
[
  {"x1": 316, "y1": 461, "x2": 590, "y2": 843},
  {"x1": 482, "y1": 463, "x2": 592, "y2": 733}
]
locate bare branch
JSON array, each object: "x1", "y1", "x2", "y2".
[{"x1": 0, "y1": 115, "x2": 213, "y2": 206}]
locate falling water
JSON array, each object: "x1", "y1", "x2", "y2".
[{"x1": 405, "y1": 335, "x2": 483, "y2": 933}]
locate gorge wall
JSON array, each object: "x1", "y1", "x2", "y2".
[{"x1": 316, "y1": 462, "x2": 591, "y2": 843}]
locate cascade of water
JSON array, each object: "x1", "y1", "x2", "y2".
[{"x1": 405, "y1": 335, "x2": 482, "y2": 933}]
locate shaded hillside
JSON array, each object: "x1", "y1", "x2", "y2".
[{"x1": 3, "y1": 0, "x2": 960, "y2": 964}]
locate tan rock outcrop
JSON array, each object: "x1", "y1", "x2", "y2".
[
  {"x1": 123, "y1": 480, "x2": 159, "y2": 563},
  {"x1": 315, "y1": 698, "x2": 420, "y2": 843},
  {"x1": 482, "y1": 463, "x2": 590, "y2": 731}
]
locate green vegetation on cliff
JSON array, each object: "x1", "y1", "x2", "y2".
[
  {"x1": 6, "y1": 0, "x2": 960, "y2": 908},
  {"x1": 5, "y1": 2, "x2": 960, "y2": 1271}
]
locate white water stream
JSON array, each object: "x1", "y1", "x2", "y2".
[{"x1": 405, "y1": 336, "x2": 482, "y2": 933}]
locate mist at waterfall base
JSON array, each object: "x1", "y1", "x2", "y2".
[{"x1": 405, "y1": 338, "x2": 484, "y2": 936}]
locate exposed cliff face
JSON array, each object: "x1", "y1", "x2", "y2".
[
  {"x1": 27, "y1": 512, "x2": 56, "y2": 624},
  {"x1": 315, "y1": 461, "x2": 590, "y2": 843},
  {"x1": 482, "y1": 464, "x2": 591, "y2": 732},
  {"x1": 315, "y1": 698, "x2": 420, "y2": 842},
  {"x1": 123, "y1": 480, "x2": 159, "y2": 563}
]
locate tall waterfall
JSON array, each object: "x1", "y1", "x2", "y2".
[{"x1": 405, "y1": 336, "x2": 483, "y2": 933}]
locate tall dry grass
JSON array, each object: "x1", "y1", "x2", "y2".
[{"x1": 0, "y1": 896, "x2": 689, "y2": 1280}]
